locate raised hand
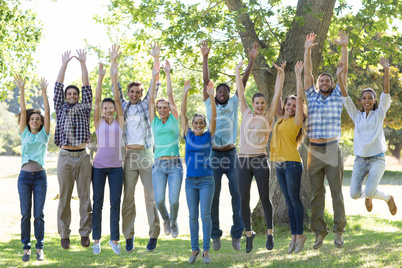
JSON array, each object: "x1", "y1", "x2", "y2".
[
  {"x1": 62, "y1": 51, "x2": 74, "y2": 65},
  {"x1": 98, "y1": 63, "x2": 106, "y2": 77},
  {"x1": 248, "y1": 42, "x2": 260, "y2": 59},
  {"x1": 162, "y1": 60, "x2": 171, "y2": 74},
  {"x1": 111, "y1": 61, "x2": 118, "y2": 76},
  {"x1": 152, "y1": 61, "x2": 160, "y2": 77},
  {"x1": 109, "y1": 44, "x2": 121, "y2": 61},
  {"x1": 336, "y1": 61, "x2": 345, "y2": 77},
  {"x1": 39, "y1": 77, "x2": 48, "y2": 91},
  {"x1": 294, "y1": 61, "x2": 303, "y2": 75},
  {"x1": 183, "y1": 80, "x2": 191, "y2": 94},
  {"x1": 273, "y1": 61, "x2": 286, "y2": 74},
  {"x1": 199, "y1": 40, "x2": 210, "y2": 56},
  {"x1": 305, "y1": 33, "x2": 318, "y2": 49},
  {"x1": 207, "y1": 81, "x2": 214, "y2": 97},
  {"x1": 76, "y1": 49, "x2": 87, "y2": 63},
  {"x1": 334, "y1": 30, "x2": 349, "y2": 47},
  {"x1": 148, "y1": 42, "x2": 161, "y2": 58},
  {"x1": 235, "y1": 59, "x2": 244, "y2": 71},
  {"x1": 380, "y1": 57, "x2": 389, "y2": 69},
  {"x1": 13, "y1": 74, "x2": 25, "y2": 88}
]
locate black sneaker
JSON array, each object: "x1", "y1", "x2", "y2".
[
  {"x1": 22, "y1": 251, "x2": 30, "y2": 262},
  {"x1": 266, "y1": 234, "x2": 274, "y2": 250},
  {"x1": 246, "y1": 232, "x2": 256, "y2": 253},
  {"x1": 146, "y1": 238, "x2": 157, "y2": 252},
  {"x1": 126, "y1": 237, "x2": 134, "y2": 253}
]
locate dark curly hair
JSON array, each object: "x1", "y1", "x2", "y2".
[{"x1": 17, "y1": 109, "x2": 44, "y2": 133}]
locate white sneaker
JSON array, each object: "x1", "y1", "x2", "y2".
[
  {"x1": 171, "y1": 222, "x2": 179, "y2": 238},
  {"x1": 92, "y1": 242, "x2": 101, "y2": 255},
  {"x1": 164, "y1": 221, "x2": 171, "y2": 236},
  {"x1": 109, "y1": 240, "x2": 120, "y2": 255}
]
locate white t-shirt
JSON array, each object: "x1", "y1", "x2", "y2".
[{"x1": 126, "y1": 104, "x2": 145, "y2": 145}]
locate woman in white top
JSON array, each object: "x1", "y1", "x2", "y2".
[{"x1": 337, "y1": 58, "x2": 396, "y2": 215}]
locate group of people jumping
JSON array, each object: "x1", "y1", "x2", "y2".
[{"x1": 15, "y1": 30, "x2": 397, "y2": 263}]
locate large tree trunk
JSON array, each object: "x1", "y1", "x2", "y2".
[{"x1": 225, "y1": 0, "x2": 337, "y2": 230}]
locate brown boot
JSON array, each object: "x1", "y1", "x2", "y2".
[
  {"x1": 81, "y1": 236, "x2": 90, "y2": 247},
  {"x1": 387, "y1": 196, "x2": 397, "y2": 216},
  {"x1": 61, "y1": 238, "x2": 70, "y2": 249},
  {"x1": 365, "y1": 197, "x2": 373, "y2": 212}
]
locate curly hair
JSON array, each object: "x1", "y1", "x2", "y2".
[{"x1": 17, "y1": 109, "x2": 44, "y2": 133}]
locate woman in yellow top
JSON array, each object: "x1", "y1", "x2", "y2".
[{"x1": 270, "y1": 61, "x2": 307, "y2": 254}]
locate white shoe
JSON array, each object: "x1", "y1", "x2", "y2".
[
  {"x1": 109, "y1": 240, "x2": 120, "y2": 255},
  {"x1": 92, "y1": 242, "x2": 101, "y2": 255}
]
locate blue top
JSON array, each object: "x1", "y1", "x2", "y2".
[
  {"x1": 184, "y1": 128, "x2": 213, "y2": 177},
  {"x1": 20, "y1": 126, "x2": 49, "y2": 168},
  {"x1": 205, "y1": 94, "x2": 238, "y2": 146},
  {"x1": 151, "y1": 113, "x2": 180, "y2": 159},
  {"x1": 305, "y1": 83, "x2": 343, "y2": 139}
]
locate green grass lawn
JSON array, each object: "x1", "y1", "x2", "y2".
[{"x1": 1, "y1": 215, "x2": 401, "y2": 267}]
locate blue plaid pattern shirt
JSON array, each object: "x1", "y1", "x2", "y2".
[
  {"x1": 54, "y1": 82, "x2": 92, "y2": 147},
  {"x1": 305, "y1": 83, "x2": 343, "y2": 139},
  {"x1": 119, "y1": 80, "x2": 160, "y2": 149}
]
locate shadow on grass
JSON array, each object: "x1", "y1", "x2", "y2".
[{"x1": 1, "y1": 215, "x2": 401, "y2": 267}]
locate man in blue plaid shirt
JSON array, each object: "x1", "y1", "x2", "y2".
[
  {"x1": 117, "y1": 43, "x2": 161, "y2": 253},
  {"x1": 304, "y1": 31, "x2": 349, "y2": 250},
  {"x1": 54, "y1": 50, "x2": 93, "y2": 250}
]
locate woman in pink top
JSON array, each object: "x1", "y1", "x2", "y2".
[
  {"x1": 236, "y1": 60, "x2": 285, "y2": 253},
  {"x1": 92, "y1": 45, "x2": 124, "y2": 255}
]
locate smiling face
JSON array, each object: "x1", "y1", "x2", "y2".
[
  {"x1": 252, "y1": 96, "x2": 267, "y2": 115},
  {"x1": 102, "y1": 101, "x2": 116, "y2": 118},
  {"x1": 65, "y1": 88, "x2": 79, "y2": 105},
  {"x1": 215, "y1": 85, "x2": 230, "y2": 104},
  {"x1": 284, "y1": 98, "x2": 296, "y2": 118},
  {"x1": 361, "y1": 90, "x2": 377, "y2": 112},
  {"x1": 192, "y1": 115, "x2": 206, "y2": 136},
  {"x1": 317, "y1": 74, "x2": 333, "y2": 95},
  {"x1": 156, "y1": 100, "x2": 170, "y2": 120},
  {"x1": 127, "y1": 85, "x2": 143, "y2": 104},
  {"x1": 28, "y1": 113, "x2": 43, "y2": 132}
]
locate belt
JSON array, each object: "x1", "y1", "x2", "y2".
[
  {"x1": 60, "y1": 148, "x2": 87, "y2": 157},
  {"x1": 310, "y1": 140, "x2": 338, "y2": 147}
]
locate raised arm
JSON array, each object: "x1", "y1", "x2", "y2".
[
  {"x1": 240, "y1": 42, "x2": 260, "y2": 92},
  {"x1": 94, "y1": 63, "x2": 106, "y2": 129},
  {"x1": 76, "y1": 49, "x2": 89, "y2": 87},
  {"x1": 266, "y1": 61, "x2": 286, "y2": 129},
  {"x1": 181, "y1": 80, "x2": 191, "y2": 136},
  {"x1": 39, "y1": 78, "x2": 50, "y2": 135},
  {"x1": 109, "y1": 44, "x2": 126, "y2": 104},
  {"x1": 235, "y1": 60, "x2": 248, "y2": 114},
  {"x1": 111, "y1": 62, "x2": 124, "y2": 129},
  {"x1": 163, "y1": 60, "x2": 179, "y2": 119},
  {"x1": 380, "y1": 57, "x2": 390, "y2": 94},
  {"x1": 14, "y1": 74, "x2": 26, "y2": 133},
  {"x1": 335, "y1": 30, "x2": 349, "y2": 90},
  {"x1": 56, "y1": 51, "x2": 74, "y2": 84},
  {"x1": 304, "y1": 33, "x2": 318, "y2": 91},
  {"x1": 294, "y1": 61, "x2": 305, "y2": 127},
  {"x1": 109, "y1": 44, "x2": 121, "y2": 80},
  {"x1": 200, "y1": 40, "x2": 211, "y2": 101},
  {"x1": 148, "y1": 42, "x2": 161, "y2": 84},
  {"x1": 207, "y1": 81, "x2": 217, "y2": 136},
  {"x1": 149, "y1": 61, "x2": 160, "y2": 123},
  {"x1": 336, "y1": 62, "x2": 348, "y2": 97}
]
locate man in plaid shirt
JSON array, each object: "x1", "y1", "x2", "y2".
[
  {"x1": 54, "y1": 50, "x2": 93, "y2": 250},
  {"x1": 118, "y1": 43, "x2": 161, "y2": 253},
  {"x1": 304, "y1": 31, "x2": 349, "y2": 250}
]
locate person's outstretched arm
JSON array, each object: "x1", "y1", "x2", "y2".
[
  {"x1": 235, "y1": 60, "x2": 248, "y2": 114},
  {"x1": 240, "y1": 42, "x2": 260, "y2": 94},
  {"x1": 149, "y1": 61, "x2": 160, "y2": 123},
  {"x1": 266, "y1": 61, "x2": 286, "y2": 129},
  {"x1": 335, "y1": 30, "x2": 349, "y2": 91},
  {"x1": 336, "y1": 62, "x2": 348, "y2": 97},
  {"x1": 149, "y1": 42, "x2": 161, "y2": 98},
  {"x1": 109, "y1": 44, "x2": 126, "y2": 104},
  {"x1": 56, "y1": 51, "x2": 74, "y2": 84},
  {"x1": 181, "y1": 80, "x2": 191, "y2": 136},
  {"x1": 163, "y1": 60, "x2": 179, "y2": 119},
  {"x1": 294, "y1": 61, "x2": 304, "y2": 127},
  {"x1": 111, "y1": 62, "x2": 124, "y2": 129},
  {"x1": 39, "y1": 78, "x2": 50, "y2": 135},
  {"x1": 14, "y1": 74, "x2": 26, "y2": 133},
  {"x1": 304, "y1": 33, "x2": 318, "y2": 91},
  {"x1": 76, "y1": 49, "x2": 92, "y2": 108},
  {"x1": 200, "y1": 40, "x2": 211, "y2": 101},
  {"x1": 94, "y1": 63, "x2": 106, "y2": 129},
  {"x1": 380, "y1": 57, "x2": 390, "y2": 94},
  {"x1": 207, "y1": 81, "x2": 217, "y2": 136},
  {"x1": 54, "y1": 51, "x2": 74, "y2": 111}
]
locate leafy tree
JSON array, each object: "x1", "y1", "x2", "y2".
[
  {"x1": 0, "y1": 102, "x2": 20, "y2": 155},
  {"x1": 0, "y1": 0, "x2": 42, "y2": 99},
  {"x1": 384, "y1": 126, "x2": 402, "y2": 160}
]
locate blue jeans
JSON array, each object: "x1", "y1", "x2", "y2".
[
  {"x1": 18, "y1": 170, "x2": 47, "y2": 250},
  {"x1": 152, "y1": 159, "x2": 183, "y2": 223},
  {"x1": 350, "y1": 156, "x2": 390, "y2": 202},
  {"x1": 185, "y1": 177, "x2": 215, "y2": 251},
  {"x1": 276, "y1": 161, "x2": 304, "y2": 235},
  {"x1": 92, "y1": 167, "x2": 123, "y2": 241},
  {"x1": 210, "y1": 149, "x2": 244, "y2": 239}
]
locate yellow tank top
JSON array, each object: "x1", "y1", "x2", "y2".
[{"x1": 270, "y1": 117, "x2": 302, "y2": 162}]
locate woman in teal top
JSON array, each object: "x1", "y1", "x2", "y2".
[
  {"x1": 15, "y1": 75, "x2": 50, "y2": 262},
  {"x1": 149, "y1": 59, "x2": 183, "y2": 238}
]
